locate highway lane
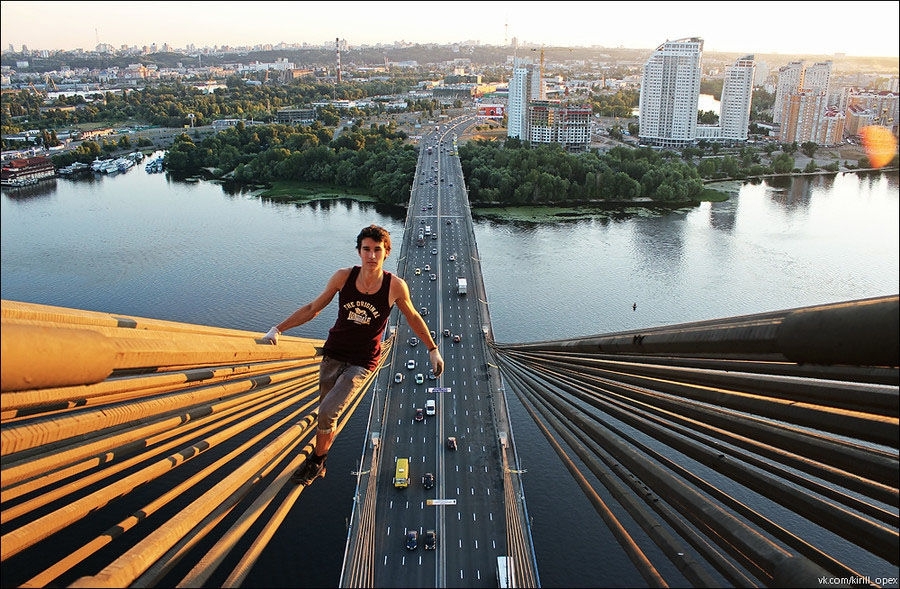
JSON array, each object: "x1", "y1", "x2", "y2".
[{"x1": 343, "y1": 117, "x2": 526, "y2": 588}]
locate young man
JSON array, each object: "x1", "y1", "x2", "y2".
[{"x1": 262, "y1": 224, "x2": 444, "y2": 485}]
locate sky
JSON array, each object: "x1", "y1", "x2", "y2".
[{"x1": 1, "y1": 0, "x2": 898, "y2": 58}]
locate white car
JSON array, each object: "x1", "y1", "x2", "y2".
[
  {"x1": 394, "y1": 372, "x2": 403, "y2": 383},
  {"x1": 406, "y1": 359, "x2": 417, "y2": 370}
]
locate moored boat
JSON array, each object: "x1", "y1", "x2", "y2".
[
  {"x1": 58, "y1": 162, "x2": 92, "y2": 177},
  {"x1": 116, "y1": 157, "x2": 135, "y2": 172}
]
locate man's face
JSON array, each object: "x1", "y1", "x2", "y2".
[{"x1": 358, "y1": 237, "x2": 388, "y2": 267}]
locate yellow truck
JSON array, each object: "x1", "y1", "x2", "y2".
[{"x1": 393, "y1": 457, "x2": 410, "y2": 488}]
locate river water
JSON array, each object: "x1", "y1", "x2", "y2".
[{"x1": 1, "y1": 157, "x2": 897, "y2": 587}]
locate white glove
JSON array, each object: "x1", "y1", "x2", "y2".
[
  {"x1": 429, "y1": 348, "x2": 444, "y2": 377},
  {"x1": 263, "y1": 326, "x2": 280, "y2": 345}
]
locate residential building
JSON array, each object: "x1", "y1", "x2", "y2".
[
  {"x1": 842, "y1": 89, "x2": 899, "y2": 136},
  {"x1": 816, "y1": 107, "x2": 846, "y2": 146},
  {"x1": 781, "y1": 90, "x2": 829, "y2": 144},
  {"x1": 773, "y1": 61, "x2": 804, "y2": 124},
  {"x1": 638, "y1": 37, "x2": 703, "y2": 149},
  {"x1": 507, "y1": 59, "x2": 541, "y2": 141},
  {"x1": 775, "y1": 61, "x2": 835, "y2": 143},
  {"x1": 526, "y1": 100, "x2": 592, "y2": 152},
  {"x1": 719, "y1": 55, "x2": 756, "y2": 142},
  {"x1": 803, "y1": 61, "x2": 833, "y2": 98}
]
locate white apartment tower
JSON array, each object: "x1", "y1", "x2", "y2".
[
  {"x1": 803, "y1": 61, "x2": 833, "y2": 96},
  {"x1": 507, "y1": 59, "x2": 542, "y2": 140},
  {"x1": 719, "y1": 55, "x2": 756, "y2": 141},
  {"x1": 639, "y1": 37, "x2": 703, "y2": 148}
]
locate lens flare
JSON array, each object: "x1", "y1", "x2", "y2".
[{"x1": 859, "y1": 125, "x2": 897, "y2": 168}]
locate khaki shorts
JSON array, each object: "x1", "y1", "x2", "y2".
[{"x1": 316, "y1": 355, "x2": 372, "y2": 433}]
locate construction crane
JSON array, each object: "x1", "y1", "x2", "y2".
[
  {"x1": 531, "y1": 46, "x2": 545, "y2": 82},
  {"x1": 531, "y1": 46, "x2": 574, "y2": 100},
  {"x1": 530, "y1": 47, "x2": 547, "y2": 100},
  {"x1": 44, "y1": 74, "x2": 59, "y2": 92},
  {"x1": 27, "y1": 81, "x2": 45, "y2": 97}
]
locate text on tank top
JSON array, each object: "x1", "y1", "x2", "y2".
[{"x1": 323, "y1": 266, "x2": 392, "y2": 370}]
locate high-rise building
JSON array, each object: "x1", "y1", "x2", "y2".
[
  {"x1": 526, "y1": 100, "x2": 592, "y2": 152},
  {"x1": 781, "y1": 90, "x2": 829, "y2": 144},
  {"x1": 775, "y1": 60, "x2": 835, "y2": 143},
  {"x1": 719, "y1": 55, "x2": 756, "y2": 142},
  {"x1": 803, "y1": 61, "x2": 833, "y2": 97},
  {"x1": 638, "y1": 37, "x2": 703, "y2": 149},
  {"x1": 507, "y1": 59, "x2": 542, "y2": 141},
  {"x1": 773, "y1": 61, "x2": 805, "y2": 124}
]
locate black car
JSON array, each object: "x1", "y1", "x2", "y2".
[
  {"x1": 424, "y1": 529, "x2": 437, "y2": 550},
  {"x1": 447, "y1": 437, "x2": 457, "y2": 451},
  {"x1": 422, "y1": 472, "x2": 435, "y2": 489},
  {"x1": 405, "y1": 529, "x2": 418, "y2": 550}
]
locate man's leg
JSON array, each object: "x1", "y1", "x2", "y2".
[
  {"x1": 292, "y1": 358, "x2": 371, "y2": 484},
  {"x1": 314, "y1": 429, "x2": 335, "y2": 457}
]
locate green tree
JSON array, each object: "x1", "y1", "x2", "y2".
[
  {"x1": 800, "y1": 141, "x2": 818, "y2": 158},
  {"x1": 771, "y1": 153, "x2": 795, "y2": 173}
]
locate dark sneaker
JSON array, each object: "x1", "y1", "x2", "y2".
[{"x1": 292, "y1": 455, "x2": 327, "y2": 485}]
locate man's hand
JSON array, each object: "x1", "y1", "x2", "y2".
[
  {"x1": 263, "y1": 326, "x2": 280, "y2": 345},
  {"x1": 429, "y1": 348, "x2": 444, "y2": 377}
]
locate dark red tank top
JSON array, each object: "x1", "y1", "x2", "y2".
[{"x1": 323, "y1": 266, "x2": 393, "y2": 370}]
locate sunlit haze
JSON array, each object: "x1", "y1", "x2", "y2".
[{"x1": 2, "y1": 0, "x2": 898, "y2": 58}]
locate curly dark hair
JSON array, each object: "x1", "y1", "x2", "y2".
[{"x1": 356, "y1": 224, "x2": 392, "y2": 253}]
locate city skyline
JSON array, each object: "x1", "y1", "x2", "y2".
[{"x1": 1, "y1": 0, "x2": 898, "y2": 59}]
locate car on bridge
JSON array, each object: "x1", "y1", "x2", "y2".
[
  {"x1": 407, "y1": 359, "x2": 416, "y2": 370},
  {"x1": 414, "y1": 408, "x2": 424, "y2": 422},
  {"x1": 415, "y1": 373, "x2": 424, "y2": 384},
  {"x1": 422, "y1": 472, "x2": 435, "y2": 489},
  {"x1": 447, "y1": 437, "x2": 457, "y2": 451},
  {"x1": 394, "y1": 372, "x2": 403, "y2": 383},
  {"x1": 405, "y1": 529, "x2": 418, "y2": 550},
  {"x1": 424, "y1": 529, "x2": 437, "y2": 550},
  {"x1": 408, "y1": 337, "x2": 419, "y2": 347}
]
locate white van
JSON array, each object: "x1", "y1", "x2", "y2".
[{"x1": 425, "y1": 399, "x2": 436, "y2": 416}]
